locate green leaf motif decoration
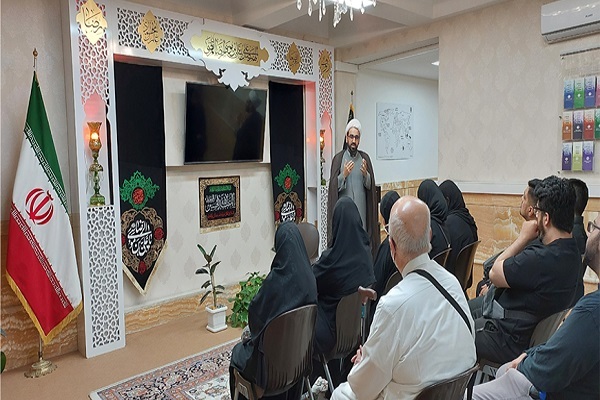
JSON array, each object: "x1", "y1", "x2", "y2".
[
  {"x1": 119, "y1": 171, "x2": 159, "y2": 210},
  {"x1": 274, "y1": 164, "x2": 300, "y2": 194}
]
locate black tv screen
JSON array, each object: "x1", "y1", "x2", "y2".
[{"x1": 184, "y1": 82, "x2": 267, "y2": 164}]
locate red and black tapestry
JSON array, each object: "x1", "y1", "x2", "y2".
[
  {"x1": 114, "y1": 62, "x2": 167, "y2": 294},
  {"x1": 269, "y1": 82, "x2": 305, "y2": 224}
]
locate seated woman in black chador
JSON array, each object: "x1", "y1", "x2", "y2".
[
  {"x1": 417, "y1": 179, "x2": 451, "y2": 260},
  {"x1": 229, "y1": 222, "x2": 317, "y2": 400},
  {"x1": 372, "y1": 191, "x2": 401, "y2": 296},
  {"x1": 439, "y1": 180, "x2": 478, "y2": 281},
  {"x1": 313, "y1": 196, "x2": 375, "y2": 356},
  {"x1": 367, "y1": 190, "x2": 401, "y2": 334}
]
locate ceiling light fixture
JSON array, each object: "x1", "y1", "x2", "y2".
[
  {"x1": 297, "y1": 0, "x2": 377, "y2": 27},
  {"x1": 431, "y1": 61, "x2": 439, "y2": 66}
]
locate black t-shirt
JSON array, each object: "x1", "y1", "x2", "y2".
[{"x1": 498, "y1": 238, "x2": 582, "y2": 347}]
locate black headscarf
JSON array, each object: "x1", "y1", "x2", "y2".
[
  {"x1": 417, "y1": 179, "x2": 448, "y2": 224},
  {"x1": 417, "y1": 179, "x2": 451, "y2": 258},
  {"x1": 313, "y1": 197, "x2": 375, "y2": 294},
  {"x1": 372, "y1": 191, "x2": 400, "y2": 297},
  {"x1": 248, "y1": 222, "x2": 318, "y2": 342},
  {"x1": 313, "y1": 197, "x2": 375, "y2": 353},
  {"x1": 439, "y1": 180, "x2": 478, "y2": 240}
]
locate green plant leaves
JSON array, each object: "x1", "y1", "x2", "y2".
[
  {"x1": 195, "y1": 267, "x2": 209, "y2": 274},
  {"x1": 227, "y1": 271, "x2": 265, "y2": 328},
  {"x1": 200, "y1": 290, "x2": 212, "y2": 306},
  {"x1": 210, "y1": 261, "x2": 221, "y2": 275}
]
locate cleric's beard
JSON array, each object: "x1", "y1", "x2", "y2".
[{"x1": 349, "y1": 146, "x2": 358, "y2": 157}]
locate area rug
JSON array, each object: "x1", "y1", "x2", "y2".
[{"x1": 90, "y1": 339, "x2": 239, "y2": 400}]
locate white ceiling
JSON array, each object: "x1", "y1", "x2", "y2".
[{"x1": 155, "y1": 0, "x2": 510, "y2": 79}]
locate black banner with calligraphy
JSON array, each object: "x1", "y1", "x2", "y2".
[
  {"x1": 199, "y1": 176, "x2": 241, "y2": 232},
  {"x1": 269, "y1": 82, "x2": 305, "y2": 224},
  {"x1": 114, "y1": 61, "x2": 167, "y2": 294}
]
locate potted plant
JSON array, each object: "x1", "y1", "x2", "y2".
[
  {"x1": 228, "y1": 272, "x2": 265, "y2": 328},
  {"x1": 196, "y1": 244, "x2": 227, "y2": 332}
]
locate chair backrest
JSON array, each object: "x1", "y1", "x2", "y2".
[
  {"x1": 325, "y1": 291, "x2": 363, "y2": 361},
  {"x1": 297, "y1": 222, "x2": 320, "y2": 263},
  {"x1": 414, "y1": 364, "x2": 479, "y2": 400},
  {"x1": 529, "y1": 308, "x2": 570, "y2": 347},
  {"x1": 383, "y1": 271, "x2": 402, "y2": 295},
  {"x1": 261, "y1": 304, "x2": 318, "y2": 395},
  {"x1": 433, "y1": 247, "x2": 452, "y2": 267},
  {"x1": 453, "y1": 240, "x2": 481, "y2": 290}
]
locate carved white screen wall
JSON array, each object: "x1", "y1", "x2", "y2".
[{"x1": 62, "y1": 0, "x2": 334, "y2": 357}]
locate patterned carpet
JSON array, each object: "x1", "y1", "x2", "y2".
[{"x1": 89, "y1": 339, "x2": 238, "y2": 400}]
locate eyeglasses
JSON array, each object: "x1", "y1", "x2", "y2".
[
  {"x1": 384, "y1": 224, "x2": 389, "y2": 234},
  {"x1": 532, "y1": 206, "x2": 547, "y2": 215},
  {"x1": 588, "y1": 220, "x2": 600, "y2": 234},
  {"x1": 347, "y1": 134, "x2": 360, "y2": 140}
]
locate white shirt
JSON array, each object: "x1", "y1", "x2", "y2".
[{"x1": 332, "y1": 253, "x2": 477, "y2": 400}]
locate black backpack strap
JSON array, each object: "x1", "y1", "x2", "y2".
[{"x1": 410, "y1": 269, "x2": 472, "y2": 334}]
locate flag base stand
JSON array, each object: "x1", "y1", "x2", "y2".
[
  {"x1": 24, "y1": 358, "x2": 57, "y2": 378},
  {"x1": 24, "y1": 336, "x2": 56, "y2": 378}
]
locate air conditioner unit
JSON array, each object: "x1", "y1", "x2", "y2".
[{"x1": 541, "y1": 0, "x2": 600, "y2": 43}]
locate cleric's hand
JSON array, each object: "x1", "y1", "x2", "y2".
[
  {"x1": 360, "y1": 159, "x2": 368, "y2": 176},
  {"x1": 343, "y1": 161, "x2": 355, "y2": 178}
]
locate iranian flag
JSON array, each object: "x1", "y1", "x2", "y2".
[{"x1": 6, "y1": 72, "x2": 82, "y2": 344}]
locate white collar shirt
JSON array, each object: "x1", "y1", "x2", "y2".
[{"x1": 332, "y1": 253, "x2": 476, "y2": 400}]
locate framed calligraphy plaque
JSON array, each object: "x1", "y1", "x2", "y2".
[{"x1": 199, "y1": 176, "x2": 241, "y2": 232}]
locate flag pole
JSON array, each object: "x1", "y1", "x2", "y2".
[
  {"x1": 24, "y1": 336, "x2": 57, "y2": 378},
  {"x1": 22, "y1": 49, "x2": 58, "y2": 378}
]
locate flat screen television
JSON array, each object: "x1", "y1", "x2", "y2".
[{"x1": 184, "y1": 82, "x2": 267, "y2": 164}]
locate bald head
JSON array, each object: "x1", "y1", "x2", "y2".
[
  {"x1": 389, "y1": 196, "x2": 432, "y2": 261},
  {"x1": 584, "y1": 214, "x2": 600, "y2": 277}
]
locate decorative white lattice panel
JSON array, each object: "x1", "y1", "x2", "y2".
[
  {"x1": 76, "y1": 0, "x2": 110, "y2": 104},
  {"x1": 87, "y1": 206, "x2": 122, "y2": 349},
  {"x1": 269, "y1": 40, "x2": 314, "y2": 75},
  {"x1": 318, "y1": 49, "x2": 333, "y2": 118},
  {"x1": 320, "y1": 186, "x2": 328, "y2": 252},
  {"x1": 117, "y1": 8, "x2": 191, "y2": 58}
]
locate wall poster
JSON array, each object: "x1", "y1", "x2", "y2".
[
  {"x1": 376, "y1": 102, "x2": 414, "y2": 160},
  {"x1": 560, "y1": 47, "x2": 600, "y2": 172},
  {"x1": 199, "y1": 176, "x2": 241, "y2": 232}
]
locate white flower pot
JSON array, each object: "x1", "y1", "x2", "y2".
[{"x1": 206, "y1": 305, "x2": 228, "y2": 332}]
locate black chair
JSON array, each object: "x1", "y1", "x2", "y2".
[
  {"x1": 415, "y1": 363, "x2": 479, "y2": 400},
  {"x1": 453, "y1": 240, "x2": 481, "y2": 291},
  {"x1": 383, "y1": 270, "x2": 402, "y2": 295},
  {"x1": 233, "y1": 304, "x2": 318, "y2": 400},
  {"x1": 477, "y1": 308, "x2": 571, "y2": 383},
  {"x1": 297, "y1": 221, "x2": 320, "y2": 264},
  {"x1": 318, "y1": 286, "x2": 376, "y2": 392},
  {"x1": 433, "y1": 247, "x2": 452, "y2": 267}
]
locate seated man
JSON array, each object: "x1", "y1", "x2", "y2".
[
  {"x1": 332, "y1": 196, "x2": 476, "y2": 400},
  {"x1": 469, "y1": 176, "x2": 583, "y2": 365},
  {"x1": 569, "y1": 178, "x2": 588, "y2": 256},
  {"x1": 472, "y1": 213, "x2": 600, "y2": 400},
  {"x1": 476, "y1": 179, "x2": 541, "y2": 297}
]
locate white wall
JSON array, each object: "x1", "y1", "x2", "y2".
[
  {"x1": 336, "y1": 0, "x2": 600, "y2": 195},
  {"x1": 355, "y1": 69, "x2": 439, "y2": 184},
  {"x1": 1, "y1": 0, "x2": 71, "y2": 221},
  {"x1": 122, "y1": 66, "x2": 276, "y2": 310}
]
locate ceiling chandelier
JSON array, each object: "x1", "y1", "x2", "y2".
[{"x1": 297, "y1": 0, "x2": 377, "y2": 27}]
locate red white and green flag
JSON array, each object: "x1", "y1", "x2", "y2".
[{"x1": 6, "y1": 72, "x2": 82, "y2": 344}]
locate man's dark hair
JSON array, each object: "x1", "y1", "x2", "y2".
[
  {"x1": 534, "y1": 176, "x2": 575, "y2": 233},
  {"x1": 527, "y1": 178, "x2": 542, "y2": 205},
  {"x1": 568, "y1": 178, "x2": 588, "y2": 216}
]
